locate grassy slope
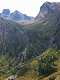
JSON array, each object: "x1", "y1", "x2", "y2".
[{"x1": 17, "y1": 48, "x2": 60, "y2": 80}]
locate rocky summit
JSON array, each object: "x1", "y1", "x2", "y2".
[{"x1": 36, "y1": 2, "x2": 60, "y2": 20}]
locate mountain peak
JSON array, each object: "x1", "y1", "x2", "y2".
[
  {"x1": 36, "y1": 2, "x2": 60, "y2": 20},
  {"x1": 1, "y1": 9, "x2": 10, "y2": 17},
  {"x1": 13, "y1": 10, "x2": 22, "y2": 14},
  {"x1": 0, "y1": 9, "x2": 33, "y2": 21},
  {"x1": 40, "y1": 2, "x2": 55, "y2": 15}
]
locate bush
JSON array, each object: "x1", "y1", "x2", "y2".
[{"x1": 37, "y1": 48, "x2": 59, "y2": 75}]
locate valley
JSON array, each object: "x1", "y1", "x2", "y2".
[{"x1": 0, "y1": 1, "x2": 60, "y2": 80}]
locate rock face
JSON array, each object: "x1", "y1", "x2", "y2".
[
  {"x1": 36, "y1": 2, "x2": 60, "y2": 20},
  {"x1": 7, "y1": 75, "x2": 16, "y2": 80},
  {"x1": 0, "y1": 17, "x2": 29, "y2": 61}
]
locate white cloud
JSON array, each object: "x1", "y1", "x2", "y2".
[{"x1": 0, "y1": 0, "x2": 60, "y2": 17}]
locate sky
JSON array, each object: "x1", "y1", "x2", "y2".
[{"x1": 0, "y1": 0, "x2": 60, "y2": 17}]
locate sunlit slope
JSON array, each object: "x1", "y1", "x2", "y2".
[{"x1": 17, "y1": 48, "x2": 60, "y2": 80}]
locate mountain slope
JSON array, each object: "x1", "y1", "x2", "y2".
[
  {"x1": 0, "y1": 12, "x2": 60, "y2": 80},
  {"x1": 9, "y1": 10, "x2": 33, "y2": 21},
  {"x1": 17, "y1": 48, "x2": 60, "y2": 80},
  {"x1": 0, "y1": 1, "x2": 60, "y2": 80},
  {"x1": 35, "y1": 1, "x2": 60, "y2": 21}
]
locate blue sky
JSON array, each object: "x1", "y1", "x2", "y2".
[{"x1": 0, "y1": 0, "x2": 60, "y2": 17}]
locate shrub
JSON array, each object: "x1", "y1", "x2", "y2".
[{"x1": 37, "y1": 48, "x2": 59, "y2": 75}]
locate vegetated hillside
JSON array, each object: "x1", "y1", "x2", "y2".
[
  {"x1": 17, "y1": 48, "x2": 60, "y2": 80},
  {"x1": 0, "y1": 17, "x2": 29, "y2": 79},
  {"x1": 0, "y1": 1, "x2": 60, "y2": 80}
]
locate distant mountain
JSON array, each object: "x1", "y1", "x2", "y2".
[
  {"x1": 0, "y1": 9, "x2": 33, "y2": 21},
  {"x1": 10, "y1": 10, "x2": 24, "y2": 21},
  {"x1": 10, "y1": 10, "x2": 33, "y2": 21},
  {"x1": 1, "y1": 9, "x2": 10, "y2": 17}
]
